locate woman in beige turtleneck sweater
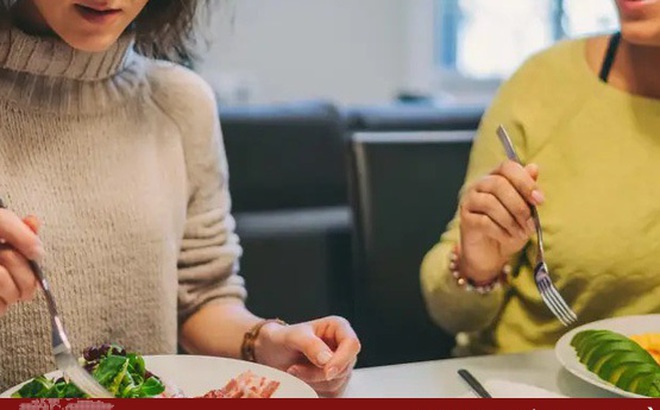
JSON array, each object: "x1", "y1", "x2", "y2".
[{"x1": 0, "y1": 0, "x2": 360, "y2": 395}]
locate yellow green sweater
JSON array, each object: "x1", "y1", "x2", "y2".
[{"x1": 420, "y1": 37, "x2": 660, "y2": 356}]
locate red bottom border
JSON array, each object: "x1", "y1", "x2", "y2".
[{"x1": 0, "y1": 398, "x2": 658, "y2": 410}]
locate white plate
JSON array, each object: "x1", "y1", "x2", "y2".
[
  {"x1": 555, "y1": 314, "x2": 660, "y2": 398},
  {"x1": 1, "y1": 355, "x2": 318, "y2": 399}
]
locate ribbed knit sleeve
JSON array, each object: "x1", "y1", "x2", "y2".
[{"x1": 148, "y1": 62, "x2": 247, "y2": 324}]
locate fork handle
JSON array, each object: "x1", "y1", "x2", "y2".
[
  {"x1": 496, "y1": 126, "x2": 545, "y2": 251},
  {"x1": 28, "y1": 260, "x2": 72, "y2": 349}
]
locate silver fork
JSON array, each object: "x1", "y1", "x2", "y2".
[
  {"x1": 0, "y1": 199, "x2": 113, "y2": 398},
  {"x1": 495, "y1": 126, "x2": 578, "y2": 327}
]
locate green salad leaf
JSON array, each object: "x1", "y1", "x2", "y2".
[{"x1": 12, "y1": 344, "x2": 165, "y2": 399}]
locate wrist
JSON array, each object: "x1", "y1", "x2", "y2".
[
  {"x1": 450, "y1": 245, "x2": 510, "y2": 294},
  {"x1": 458, "y1": 246, "x2": 510, "y2": 284},
  {"x1": 241, "y1": 318, "x2": 287, "y2": 364}
]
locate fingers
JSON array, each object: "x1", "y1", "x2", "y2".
[
  {"x1": 284, "y1": 316, "x2": 360, "y2": 382},
  {"x1": 22, "y1": 215, "x2": 40, "y2": 234},
  {"x1": 0, "y1": 265, "x2": 20, "y2": 308},
  {"x1": 460, "y1": 210, "x2": 508, "y2": 242},
  {"x1": 525, "y1": 163, "x2": 539, "y2": 181},
  {"x1": 465, "y1": 191, "x2": 527, "y2": 238},
  {"x1": 494, "y1": 160, "x2": 544, "y2": 206},
  {"x1": 0, "y1": 210, "x2": 43, "y2": 261},
  {"x1": 288, "y1": 361, "x2": 353, "y2": 398},
  {"x1": 288, "y1": 357, "x2": 355, "y2": 384},
  {"x1": 284, "y1": 326, "x2": 336, "y2": 370},
  {"x1": 306, "y1": 374, "x2": 352, "y2": 398},
  {"x1": 0, "y1": 212, "x2": 42, "y2": 317},
  {"x1": 0, "y1": 247, "x2": 38, "y2": 302},
  {"x1": 319, "y1": 317, "x2": 361, "y2": 380},
  {"x1": 462, "y1": 160, "x2": 543, "y2": 238},
  {"x1": 476, "y1": 175, "x2": 534, "y2": 231}
]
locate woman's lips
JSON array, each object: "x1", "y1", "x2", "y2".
[
  {"x1": 617, "y1": 0, "x2": 659, "y2": 17},
  {"x1": 74, "y1": 4, "x2": 122, "y2": 24}
]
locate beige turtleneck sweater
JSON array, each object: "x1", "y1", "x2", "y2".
[{"x1": 0, "y1": 26, "x2": 247, "y2": 390}]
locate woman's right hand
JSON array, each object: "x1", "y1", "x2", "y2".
[
  {"x1": 458, "y1": 160, "x2": 544, "y2": 284},
  {"x1": 0, "y1": 210, "x2": 44, "y2": 316}
]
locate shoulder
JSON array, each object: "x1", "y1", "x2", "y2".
[
  {"x1": 478, "y1": 38, "x2": 597, "y2": 160},
  {"x1": 485, "y1": 37, "x2": 591, "y2": 122},
  {"x1": 144, "y1": 59, "x2": 218, "y2": 126},
  {"x1": 506, "y1": 38, "x2": 588, "y2": 93}
]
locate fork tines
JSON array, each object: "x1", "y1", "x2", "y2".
[
  {"x1": 56, "y1": 351, "x2": 113, "y2": 398},
  {"x1": 534, "y1": 265, "x2": 578, "y2": 327}
]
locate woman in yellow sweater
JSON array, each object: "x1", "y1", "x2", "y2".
[{"x1": 421, "y1": 0, "x2": 660, "y2": 356}]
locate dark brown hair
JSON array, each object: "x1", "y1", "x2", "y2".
[
  {"x1": 1, "y1": 0, "x2": 211, "y2": 63},
  {"x1": 133, "y1": 0, "x2": 210, "y2": 63}
]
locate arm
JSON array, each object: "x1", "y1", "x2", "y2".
[
  {"x1": 167, "y1": 67, "x2": 359, "y2": 397},
  {"x1": 420, "y1": 72, "x2": 532, "y2": 335}
]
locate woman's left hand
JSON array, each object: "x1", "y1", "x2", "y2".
[{"x1": 255, "y1": 315, "x2": 361, "y2": 397}]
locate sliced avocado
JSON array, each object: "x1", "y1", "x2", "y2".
[
  {"x1": 630, "y1": 372, "x2": 660, "y2": 396},
  {"x1": 615, "y1": 364, "x2": 658, "y2": 391},
  {"x1": 571, "y1": 329, "x2": 660, "y2": 397},
  {"x1": 647, "y1": 375, "x2": 660, "y2": 398},
  {"x1": 572, "y1": 330, "x2": 611, "y2": 350},
  {"x1": 584, "y1": 341, "x2": 632, "y2": 369},
  {"x1": 598, "y1": 352, "x2": 653, "y2": 383},
  {"x1": 576, "y1": 333, "x2": 633, "y2": 358},
  {"x1": 571, "y1": 330, "x2": 602, "y2": 348}
]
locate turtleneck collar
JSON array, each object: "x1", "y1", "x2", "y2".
[
  {"x1": 0, "y1": 24, "x2": 135, "y2": 81},
  {"x1": 0, "y1": 23, "x2": 147, "y2": 115}
]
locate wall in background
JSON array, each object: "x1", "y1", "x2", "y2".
[{"x1": 196, "y1": 0, "x2": 408, "y2": 106}]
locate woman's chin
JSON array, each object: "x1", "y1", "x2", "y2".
[{"x1": 621, "y1": 24, "x2": 660, "y2": 46}]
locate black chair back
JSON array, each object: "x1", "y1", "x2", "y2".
[
  {"x1": 344, "y1": 104, "x2": 484, "y2": 132},
  {"x1": 221, "y1": 100, "x2": 349, "y2": 212},
  {"x1": 348, "y1": 131, "x2": 475, "y2": 367}
]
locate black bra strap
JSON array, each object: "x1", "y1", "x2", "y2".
[{"x1": 599, "y1": 31, "x2": 621, "y2": 83}]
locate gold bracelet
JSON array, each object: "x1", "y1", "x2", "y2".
[{"x1": 240, "y1": 318, "x2": 287, "y2": 363}]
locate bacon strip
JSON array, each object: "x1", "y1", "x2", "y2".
[{"x1": 199, "y1": 370, "x2": 281, "y2": 399}]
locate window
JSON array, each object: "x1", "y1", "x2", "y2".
[{"x1": 435, "y1": 0, "x2": 620, "y2": 80}]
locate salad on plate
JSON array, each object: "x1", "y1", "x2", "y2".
[{"x1": 11, "y1": 344, "x2": 280, "y2": 399}]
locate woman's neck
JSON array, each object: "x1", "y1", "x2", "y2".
[{"x1": 610, "y1": 37, "x2": 660, "y2": 100}]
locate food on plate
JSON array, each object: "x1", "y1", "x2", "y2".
[
  {"x1": 570, "y1": 330, "x2": 660, "y2": 397},
  {"x1": 11, "y1": 344, "x2": 280, "y2": 399},
  {"x1": 630, "y1": 333, "x2": 660, "y2": 364},
  {"x1": 201, "y1": 371, "x2": 280, "y2": 398},
  {"x1": 12, "y1": 344, "x2": 165, "y2": 399}
]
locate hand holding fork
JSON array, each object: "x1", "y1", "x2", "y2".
[
  {"x1": 0, "y1": 199, "x2": 112, "y2": 397},
  {"x1": 456, "y1": 125, "x2": 577, "y2": 326}
]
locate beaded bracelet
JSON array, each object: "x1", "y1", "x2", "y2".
[{"x1": 449, "y1": 245, "x2": 511, "y2": 295}]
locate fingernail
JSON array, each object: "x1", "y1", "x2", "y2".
[
  {"x1": 531, "y1": 190, "x2": 545, "y2": 205},
  {"x1": 33, "y1": 244, "x2": 45, "y2": 261},
  {"x1": 287, "y1": 367, "x2": 299, "y2": 377},
  {"x1": 326, "y1": 367, "x2": 338, "y2": 381},
  {"x1": 317, "y1": 351, "x2": 332, "y2": 366}
]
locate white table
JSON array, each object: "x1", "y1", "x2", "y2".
[{"x1": 341, "y1": 349, "x2": 619, "y2": 398}]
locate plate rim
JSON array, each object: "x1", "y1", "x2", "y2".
[
  {"x1": 1, "y1": 354, "x2": 318, "y2": 399},
  {"x1": 554, "y1": 314, "x2": 660, "y2": 399}
]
